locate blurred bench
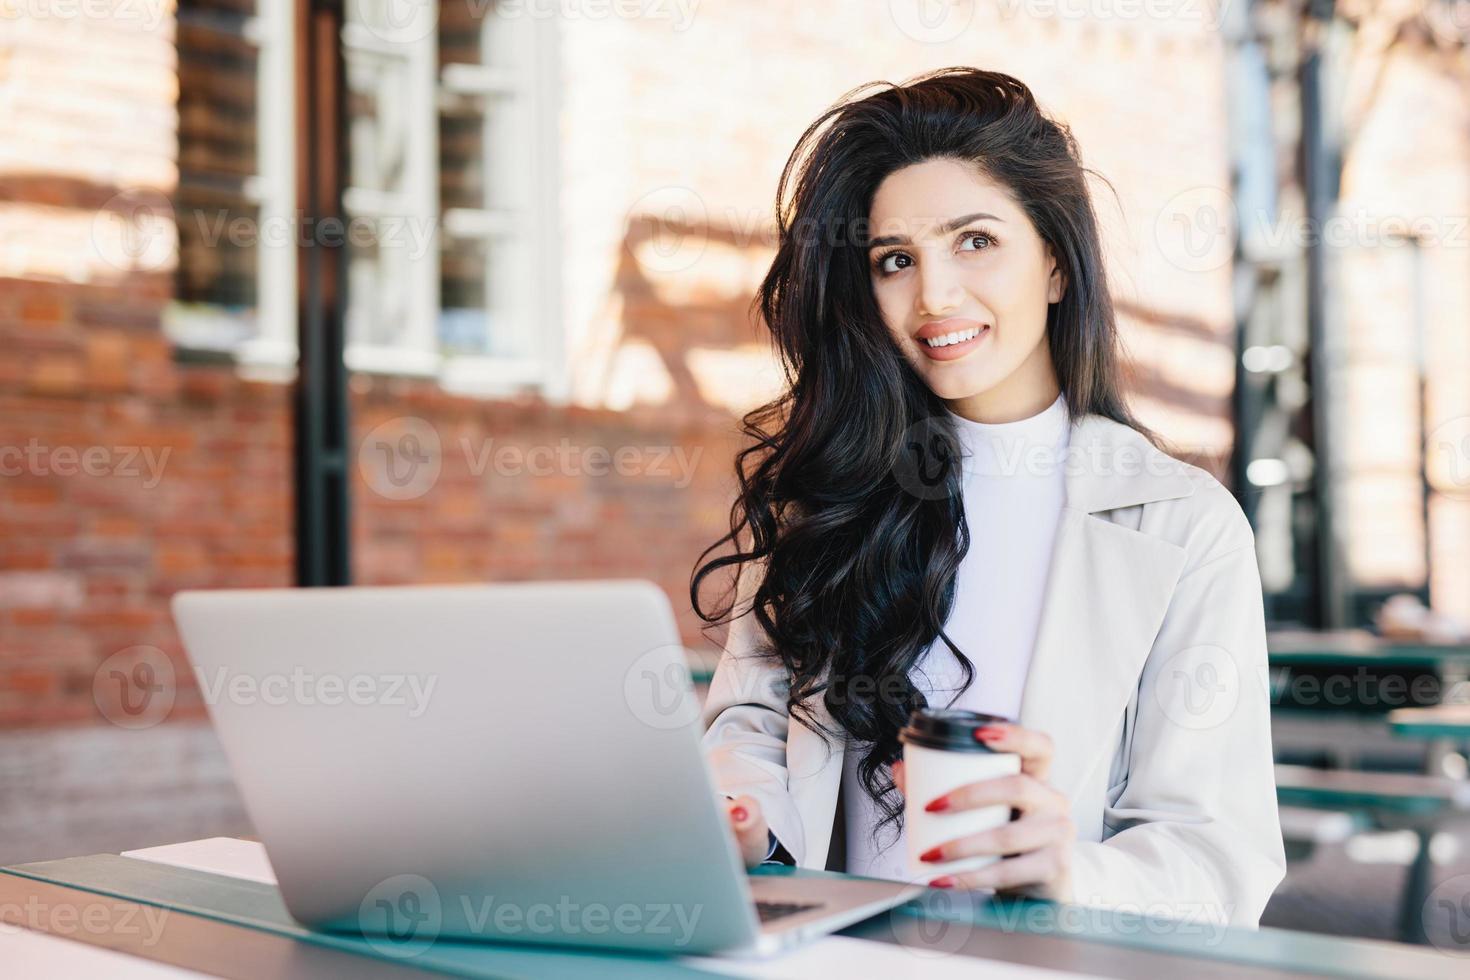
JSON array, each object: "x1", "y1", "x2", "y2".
[{"x1": 1275, "y1": 764, "x2": 1470, "y2": 814}]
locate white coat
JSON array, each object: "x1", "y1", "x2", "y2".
[{"x1": 701, "y1": 410, "x2": 1287, "y2": 927}]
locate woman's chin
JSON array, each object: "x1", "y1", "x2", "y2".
[{"x1": 919, "y1": 366, "x2": 1002, "y2": 403}]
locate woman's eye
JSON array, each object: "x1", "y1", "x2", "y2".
[
  {"x1": 878, "y1": 252, "x2": 911, "y2": 274},
  {"x1": 960, "y1": 233, "x2": 994, "y2": 251}
]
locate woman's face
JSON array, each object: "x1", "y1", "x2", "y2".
[{"x1": 867, "y1": 157, "x2": 1066, "y2": 422}]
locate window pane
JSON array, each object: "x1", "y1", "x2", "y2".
[
  {"x1": 439, "y1": 0, "x2": 538, "y2": 363},
  {"x1": 439, "y1": 235, "x2": 535, "y2": 361},
  {"x1": 439, "y1": 0, "x2": 478, "y2": 63},
  {"x1": 441, "y1": 0, "x2": 525, "y2": 69},
  {"x1": 341, "y1": 19, "x2": 434, "y2": 360},
  {"x1": 176, "y1": 187, "x2": 259, "y2": 308},
  {"x1": 440, "y1": 105, "x2": 485, "y2": 213},
  {"x1": 345, "y1": 49, "x2": 413, "y2": 198},
  {"x1": 174, "y1": 0, "x2": 259, "y2": 322},
  {"x1": 440, "y1": 235, "x2": 489, "y2": 356},
  {"x1": 170, "y1": 190, "x2": 261, "y2": 349},
  {"x1": 346, "y1": 217, "x2": 418, "y2": 350},
  {"x1": 177, "y1": 24, "x2": 258, "y2": 177}
]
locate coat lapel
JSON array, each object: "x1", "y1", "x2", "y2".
[{"x1": 1017, "y1": 413, "x2": 1196, "y2": 801}]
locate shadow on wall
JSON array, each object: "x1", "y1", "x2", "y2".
[{"x1": 575, "y1": 210, "x2": 784, "y2": 418}]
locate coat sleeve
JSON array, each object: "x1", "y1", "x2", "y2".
[
  {"x1": 1067, "y1": 500, "x2": 1287, "y2": 928},
  {"x1": 700, "y1": 560, "x2": 810, "y2": 865}
]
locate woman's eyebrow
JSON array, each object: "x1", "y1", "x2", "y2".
[{"x1": 865, "y1": 211, "x2": 1006, "y2": 249}]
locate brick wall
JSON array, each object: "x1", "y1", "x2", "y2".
[{"x1": 0, "y1": 272, "x2": 747, "y2": 728}]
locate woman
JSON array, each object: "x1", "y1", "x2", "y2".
[{"x1": 692, "y1": 67, "x2": 1285, "y2": 927}]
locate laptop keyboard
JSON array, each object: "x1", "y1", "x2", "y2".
[{"x1": 754, "y1": 900, "x2": 824, "y2": 924}]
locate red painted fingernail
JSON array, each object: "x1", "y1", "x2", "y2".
[
  {"x1": 929, "y1": 876, "x2": 956, "y2": 889},
  {"x1": 919, "y1": 846, "x2": 944, "y2": 863},
  {"x1": 730, "y1": 806, "x2": 748, "y2": 823},
  {"x1": 924, "y1": 795, "x2": 950, "y2": 813},
  {"x1": 974, "y1": 726, "x2": 1004, "y2": 742}
]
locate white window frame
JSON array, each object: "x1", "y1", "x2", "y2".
[
  {"x1": 167, "y1": 3, "x2": 563, "y2": 399},
  {"x1": 339, "y1": 12, "x2": 438, "y2": 377},
  {"x1": 341, "y1": 8, "x2": 564, "y2": 400}
]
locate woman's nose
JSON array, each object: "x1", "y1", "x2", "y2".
[{"x1": 916, "y1": 261, "x2": 964, "y2": 318}]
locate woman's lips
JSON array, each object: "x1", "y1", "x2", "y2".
[{"x1": 917, "y1": 324, "x2": 991, "y2": 361}]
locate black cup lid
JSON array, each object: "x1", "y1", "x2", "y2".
[{"x1": 898, "y1": 708, "x2": 1012, "y2": 752}]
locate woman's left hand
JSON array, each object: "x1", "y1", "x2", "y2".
[{"x1": 892, "y1": 721, "x2": 1074, "y2": 902}]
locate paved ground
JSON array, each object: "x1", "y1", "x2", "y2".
[{"x1": 1263, "y1": 819, "x2": 1470, "y2": 952}]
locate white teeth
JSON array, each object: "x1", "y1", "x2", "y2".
[{"x1": 923, "y1": 326, "x2": 984, "y2": 348}]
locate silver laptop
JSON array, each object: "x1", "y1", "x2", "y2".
[{"x1": 171, "y1": 580, "x2": 918, "y2": 956}]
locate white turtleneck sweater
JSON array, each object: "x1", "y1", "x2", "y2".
[{"x1": 840, "y1": 392, "x2": 1071, "y2": 880}]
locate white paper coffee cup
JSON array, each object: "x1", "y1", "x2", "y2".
[{"x1": 900, "y1": 709, "x2": 1021, "y2": 879}]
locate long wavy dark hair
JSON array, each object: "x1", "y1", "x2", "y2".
[{"x1": 691, "y1": 67, "x2": 1162, "y2": 845}]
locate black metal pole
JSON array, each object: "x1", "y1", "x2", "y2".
[{"x1": 293, "y1": 0, "x2": 351, "y2": 586}]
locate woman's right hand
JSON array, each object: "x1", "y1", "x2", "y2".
[{"x1": 724, "y1": 794, "x2": 772, "y2": 867}]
